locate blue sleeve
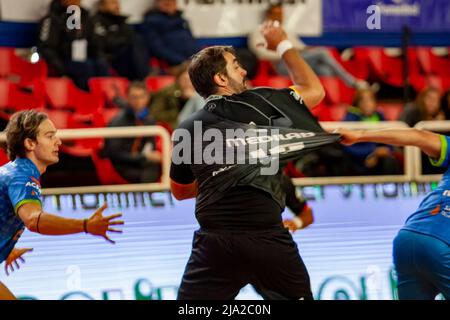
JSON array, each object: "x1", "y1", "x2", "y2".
[
  {"x1": 344, "y1": 112, "x2": 359, "y2": 121},
  {"x1": 7, "y1": 174, "x2": 42, "y2": 214},
  {"x1": 142, "y1": 17, "x2": 187, "y2": 65},
  {"x1": 344, "y1": 143, "x2": 378, "y2": 161},
  {"x1": 429, "y1": 135, "x2": 450, "y2": 168}
]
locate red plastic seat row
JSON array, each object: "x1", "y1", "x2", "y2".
[{"x1": 0, "y1": 47, "x2": 48, "y2": 86}]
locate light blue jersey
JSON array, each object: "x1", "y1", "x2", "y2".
[
  {"x1": 402, "y1": 135, "x2": 450, "y2": 245},
  {"x1": 0, "y1": 158, "x2": 42, "y2": 263}
]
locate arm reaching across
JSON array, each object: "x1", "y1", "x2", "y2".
[
  {"x1": 337, "y1": 128, "x2": 442, "y2": 160},
  {"x1": 17, "y1": 203, "x2": 124, "y2": 244}
]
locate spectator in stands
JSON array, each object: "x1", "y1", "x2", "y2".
[
  {"x1": 92, "y1": 0, "x2": 149, "y2": 81},
  {"x1": 399, "y1": 86, "x2": 444, "y2": 127},
  {"x1": 141, "y1": 0, "x2": 200, "y2": 75},
  {"x1": 37, "y1": 0, "x2": 110, "y2": 90},
  {"x1": 104, "y1": 81, "x2": 162, "y2": 183},
  {"x1": 343, "y1": 89, "x2": 401, "y2": 175},
  {"x1": 441, "y1": 90, "x2": 450, "y2": 120},
  {"x1": 248, "y1": 2, "x2": 369, "y2": 89},
  {"x1": 150, "y1": 63, "x2": 203, "y2": 129}
]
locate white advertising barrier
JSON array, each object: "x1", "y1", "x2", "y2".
[{"x1": 0, "y1": 0, "x2": 322, "y2": 36}]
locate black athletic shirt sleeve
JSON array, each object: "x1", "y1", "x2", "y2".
[{"x1": 170, "y1": 118, "x2": 196, "y2": 184}]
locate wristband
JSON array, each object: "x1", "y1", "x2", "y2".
[
  {"x1": 292, "y1": 216, "x2": 304, "y2": 229},
  {"x1": 276, "y1": 39, "x2": 294, "y2": 58},
  {"x1": 36, "y1": 211, "x2": 43, "y2": 233}
]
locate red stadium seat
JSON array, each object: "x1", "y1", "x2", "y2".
[
  {"x1": 416, "y1": 47, "x2": 450, "y2": 77},
  {"x1": 91, "y1": 142, "x2": 129, "y2": 185},
  {"x1": 363, "y1": 47, "x2": 421, "y2": 87},
  {"x1": 102, "y1": 107, "x2": 121, "y2": 125},
  {"x1": 311, "y1": 103, "x2": 348, "y2": 122},
  {"x1": 146, "y1": 76, "x2": 175, "y2": 91},
  {"x1": 377, "y1": 103, "x2": 403, "y2": 121},
  {"x1": 0, "y1": 47, "x2": 48, "y2": 86},
  {"x1": 327, "y1": 47, "x2": 370, "y2": 80},
  {"x1": 88, "y1": 77, "x2": 129, "y2": 108},
  {"x1": 0, "y1": 147, "x2": 9, "y2": 166},
  {"x1": 43, "y1": 78, "x2": 103, "y2": 114},
  {"x1": 0, "y1": 79, "x2": 46, "y2": 120},
  {"x1": 266, "y1": 76, "x2": 292, "y2": 88},
  {"x1": 410, "y1": 74, "x2": 450, "y2": 92},
  {"x1": 365, "y1": 47, "x2": 403, "y2": 86},
  {"x1": 45, "y1": 109, "x2": 71, "y2": 129},
  {"x1": 320, "y1": 76, "x2": 355, "y2": 105}
]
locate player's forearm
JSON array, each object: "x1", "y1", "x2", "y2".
[
  {"x1": 25, "y1": 211, "x2": 85, "y2": 235},
  {"x1": 355, "y1": 128, "x2": 441, "y2": 158},
  {"x1": 282, "y1": 48, "x2": 325, "y2": 108}
]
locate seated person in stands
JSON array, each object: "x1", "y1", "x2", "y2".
[
  {"x1": 92, "y1": 0, "x2": 149, "y2": 81},
  {"x1": 343, "y1": 89, "x2": 401, "y2": 175},
  {"x1": 141, "y1": 0, "x2": 200, "y2": 75},
  {"x1": 37, "y1": 0, "x2": 110, "y2": 90},
  {"x1": 399, "y1": 86, "x2": 444, "y2": 127},
  {"x1": 150, "y1": 63, "x2": 203, "y2": 130},
  {"x1": 248, "y1": 2, "x2": 369, "y2": 89},
  {"x1": 104, "y1": 81, "x2": 162, "y2": 183}
]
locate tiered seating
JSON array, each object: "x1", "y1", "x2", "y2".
[
  {"x1": 89, "y1": 77, "x2": 129, "y2": 108},
  {"x1": 1, "y1": 44, "x2": 449, "y2": 184},
  {"x1": 411, "y1": 47, "x2": 450, "y2": 91},
  {"x1": 0, "y1": 79, "x2": 46, "y2": 120},
  {"x1": 146, "y1": 75, "x2": 175, "y2": 91},
  {"x1": 0, "y1": 47, "x2": 47, "y2": 86}
]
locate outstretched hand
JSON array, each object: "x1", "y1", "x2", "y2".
[
  {"x1": 329, "y1": 128, "x2": 361, "y2": 146},
  {"x1": 5, "y1": 248, "x2": 33, "y2": 276},
  {"x1": 86, "y1": 203, "x2": 124, "y2": 244}
]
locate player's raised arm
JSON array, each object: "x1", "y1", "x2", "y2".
[{"x1": 260, "y1": 20, "x2": 325, "y2": 109}]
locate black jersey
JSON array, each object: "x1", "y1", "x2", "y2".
[{"x1": 170, "y1": 87, "x2": 339, "y2": 230}]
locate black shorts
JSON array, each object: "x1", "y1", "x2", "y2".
[{"x1": 177, "y1": 228, "x2": 313, "y2": 300}]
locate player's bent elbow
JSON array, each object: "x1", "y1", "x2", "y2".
[
  {"x1": 305, "y1": 86, "x2": 326, "y2": 109},
  {"x1": 23, "y1": 215, "x2": 39, "y2": 233},
  {"x1": 17, "y1": 209, "x2": 40, "y2": 233}
]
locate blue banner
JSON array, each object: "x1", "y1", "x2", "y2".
[{"x1": 324, "y1": 0, "x2": 450, "y2": 32}]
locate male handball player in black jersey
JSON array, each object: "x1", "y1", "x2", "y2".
[{"x1": 170, "y1": 21, "x2": 330, "y2": 300}]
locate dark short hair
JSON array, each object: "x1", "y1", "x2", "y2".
[
  {"x1": 352, "y1": 88, "x2": 376, "y2": 108},
  {"x1": 127, "y1": 81, "x2": 148, "y2": 94},
  {"x1": 4, "y1": 110, "x2": 48, "y2": 160},
  {"x1": 188, "y1": 46, "x2": 236, "y2": 99}
]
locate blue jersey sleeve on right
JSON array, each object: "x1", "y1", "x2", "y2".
[{"x1": 7, "y1": 174, "x2": 42, "y2": 214}]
